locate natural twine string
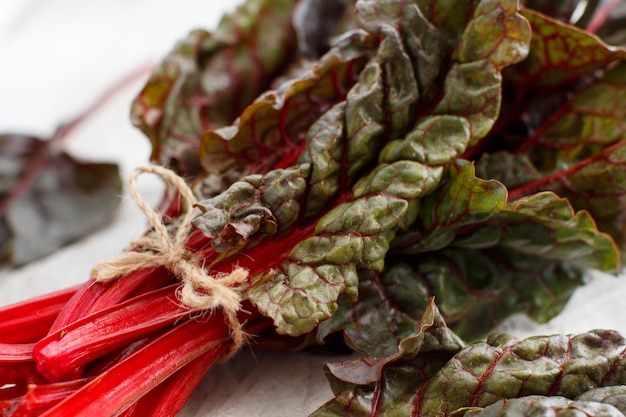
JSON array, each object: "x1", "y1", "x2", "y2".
[{"x1": 94, "y1": 165, "x2": 248, "y2": 357}]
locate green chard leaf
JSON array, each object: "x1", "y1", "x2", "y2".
[
  {"x1": 0, "y1": 134, "x2": 121, "y2": 266},
  {"x1": 312, "y1": 301, "x2": 465, "y2": 417},
  {"x1": 577, "y1": 386, "x2": 626, "y2": 413},
  {"x1": 471, "y1": 5, "x2": 626, "y2": 166},
  {"x1": 199, "y1": 31, "x2": 374, "y2": 179},
  {"x1": 479, "y1": 61, "x2": 626, "y2": 249},
  {"x1": 313, "y1": 309, "x2": 626, "y2": 417},
  {"x1": 233, "y1": 0, "x2": 531, "y2": 336},
  {"x1": 318, "y1": 250, "x2": 588, "y2": 352},
  {"x1": 463, "y1": 395, "x2": 626, "y2": 417},
  {"x1": 318, "y1": 160, "x2": 615, "y2": 351},
  {"x1": 192, "y1": 164, "x2": 310, "y2": 254},
  {"x1": 395, "y1": 160, "x2": 618, "y2": 272},
  {"x1": 130, "y1": 0, "x2": 299, "y2": 175},
  {"x1": 504, "y1": 8, "x2": 626, "y2": 89}
]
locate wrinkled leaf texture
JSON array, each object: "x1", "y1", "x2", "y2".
[
  {"x1": 312, "y1": 302, "x2": 626, "y2": 417},
  {"x1": 130, "y1": 0, "x2": 300, "y2": 176},
  {"x1": 463, "y1": 394, "x2": 626, "y2": 417},
  {"x1": 190, "y1": 0, "x2": 532, "y2": 336},
  {"x1": 0, "y1": 134, "x2": 121, "y2": 266},
  {"x1": 319, "y1": 160, "x2": 616, "y2": 350},
  {"x1": 477, "y1": 13, "x2": 626, "y2": 248}
]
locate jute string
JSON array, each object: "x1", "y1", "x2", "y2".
[{"x1": 94, "y1": 165, "x2": 248, "y2": 357}]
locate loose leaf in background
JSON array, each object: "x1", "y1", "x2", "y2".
[{"x1": 0, "y1": 134, "x2": 121, "y2": 266}]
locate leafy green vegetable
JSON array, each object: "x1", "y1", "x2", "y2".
[
  {"x1": 130, "y1": 0, "x2": 300, "y2": 176},
  {"x1": 4, "y1": 0, "x2": 626, "y2": 415},
  {"x1": 313, "y1": 302, "x2": 626, "y2": 416},
  {"x1": 463, "y1": 395, "x2": 626, "y2": 417},
  {"x1": 220, "y1": 0, "x2": 531, "y2": 336},
  {"x1": 0, "y1": 134, "x2": 121, "y2": 266},
  {"x1": 319, "y1": 159, "x2": 616, "y2": 351},
  {"x1": 479, "y1": 60, "x2": 626, "y2": 248}
]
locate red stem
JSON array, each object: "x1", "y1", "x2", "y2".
[
  {"x1": 0, "y1": 285, "x2": 79, "y2": 343},
  {"x1": 38, "y1": 317, "x2": 232, "y2": 417},
  {"x1": 48, "y1": 279, "x2": 109, "y2": 333},
  {"x1": 49, "y1": 267, "x2": 172, "y2": 333},
  {"x1": 586, "y1": 0, "x2": 621, "y2": 33},
  {"x1": 119, "y1": 347, "x2": 222, "y2": 417},
  {"x1": 0, "y1": 363, "x2": 48, "y2": 400},
  {"x1": 0, "y1": 378, "x2": 91, "y2": 417},
  {"x1": 34, "y1": 284, "x2": 189, "y2": 381},
  {"x1": 0, "y1": 343, "x2": 34, "y2": 362}
]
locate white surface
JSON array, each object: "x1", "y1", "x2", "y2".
[{"x1": 1, "y1": 1, "x2": 626, "y2": 416}]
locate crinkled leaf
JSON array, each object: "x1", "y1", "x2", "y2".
[
  {"x1": 479, "y1": 61, "x2": 626, "y2": 249},
  {"x1": 463, "y1": 395, "x2": 625, "y2": 417},
  {"x1": 394, "y1": 160, "x2": 618, "y2": 273},
  {"x1": 322, "y1": 300, "x2": 463, "y2": 385},
  {"x1": 314, "y1": 328, "x2": 626, "y2": 416},
  {"x1": 577, "y1": 386, "x2": 626, "y2": 413},
  {"x1": 391, "y1": 160, "x2": 506, "y2": 253},
  {"x1": 240, "y1": 0, "x2": 531, "y2": 336},
  {"x1": 0, "y1": 134, "x2": 121, "y2": 266},
  {"x1": 192, "y1": 165, "x2": 309, "y2": 253},
  {"x1": 199, "y1": 32, "x2": 373, "y2": 178},
  {"x1": 318, "y1": 248, "x2": 587, "y2": 356},
  {"x1": 316, "y1": 160, "x2": 615, "y2": 355},
  {"x1": 130, "y1": 0, "x2": 299, "y2": 175},
  {"x1": 251, "y1": 161, "x2": 441, "y2": 335},
  {"x1": 465, "y1": 384, "x2": 626, "y2": 416}
]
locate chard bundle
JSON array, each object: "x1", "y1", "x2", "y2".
[{"x1": 2, "y1": 0, "x2": 626, "y2": 416}]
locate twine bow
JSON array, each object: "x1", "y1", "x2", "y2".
[{"x1": 94, "y1": 165, "x2": 248, "y2": 354}]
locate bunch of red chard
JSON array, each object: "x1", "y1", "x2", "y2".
[{"x1": 3, "y1": 0, "x2": 626, "y2": 415}]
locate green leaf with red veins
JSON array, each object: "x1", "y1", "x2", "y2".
[
  {"x1": 313, "y1": 327, "x2": 626, "y2": 417},
  {"x1": 130, "y1": 0, "x2": 299, "y2": 175},
  {"x1": 311, "y1": 161, "x2": 613, "y2": 347},
  {"x1": 318, "y1": 248, "x2": 587, "y2": 353},
  {"x1": 496, "y1": 193, "x2": 618, "y2": 272},
  {"x1": 577, "y1": 386, "x2": 626, "y2": 413},
  {"x1": 199, "y1": 32, "x2": 373, "y2": 178},
  {"x1": 480, "y1": 62, "x2": 626, "y2": 248},
  {"x1": 298, "y1": 103, "x2": 348, "y2": 218},
  {"x1": 504, "y1": 8, "x2": 626, "y2": 89},
  {"x1": 311, "y1": 301, "x2": 464, "y2": 417},
  {"x1": 463, "y1": 395, "x2": 626, "y2": 417},
  {"x1": 428, "y1": 0, "x2": 530, "y2": 145},
  {"x1": 391, "y1": 160, "x2": 506, "y2": 253},
  {"x1": 393, "y1": 160, "x2": 618, "y2": 273},
  {"x1": 192, "y1": 165, "x2": 309, "y2": 253},
  {"x1": 238, "y1": 0, "x2": 530, "y2": 336}
]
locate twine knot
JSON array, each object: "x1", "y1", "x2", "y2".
[{"x1": 94, "y1": 165, "x2": 248, "y2": 355}]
